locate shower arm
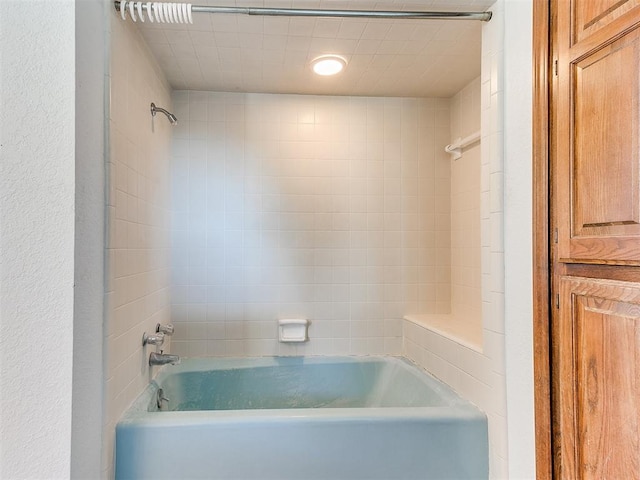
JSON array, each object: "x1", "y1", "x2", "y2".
[
  {"x1": 114, "y1": 1, "x2": 492, "y2": 22},
  {"x1": 150, "y1": 103, "x2": 178, "y2": 125}
]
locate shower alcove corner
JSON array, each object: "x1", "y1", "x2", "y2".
[{"x1": 404, "y1": 314, "x2": 483, "y2": 353}]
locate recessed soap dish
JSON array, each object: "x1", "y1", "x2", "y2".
[{"x1": 278, "y1": 318, "x2": 310, "y2": 343}]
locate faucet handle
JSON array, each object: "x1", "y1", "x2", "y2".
[
  {"x1": 142, "y1": 331, "x2": 165, "y2": 346},
  {"x1": 156, "y1": 323, "x2": 174, "y2": 335}
]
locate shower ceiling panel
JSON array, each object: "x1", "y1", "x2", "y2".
[{"x1": 133, "y1": 0, "x2": 494, "y2": 97}]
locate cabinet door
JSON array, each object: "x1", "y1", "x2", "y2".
[
  {"x1": 572, "y1": 1, "x2": 640, "y2": 44},
  {"x1": 556, "y1": 2, "x2": 640, "y2": 264},
  {"x1": 552, "y1": 4, "x2": 640, "y2": 477},
  {"x1": 557, "y1": 276, "x2": 640, "y2": 478}
]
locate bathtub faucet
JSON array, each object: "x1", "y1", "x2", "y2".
[{"x1": 149, "y1": 351, "x2": 180, "y2": 366}]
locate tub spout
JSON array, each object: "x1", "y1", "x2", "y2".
[{"x1": 149, "y1": 352, "x2": 180, "y2": 366}]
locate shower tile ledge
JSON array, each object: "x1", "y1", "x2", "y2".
[{"x1": 404, "y1": 314, "x2": 483, "y2": 353}]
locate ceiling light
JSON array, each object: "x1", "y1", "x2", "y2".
[{"x1": 311, "y1": 55, "x2": 347, "y2": 76}]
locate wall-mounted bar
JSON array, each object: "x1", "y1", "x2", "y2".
[
  {"x1": 114, "y1": 1, "x2": 492, "y2": 23},
  {"x1": 445, "y1": 130, "x2": 481, "y2": 160}
]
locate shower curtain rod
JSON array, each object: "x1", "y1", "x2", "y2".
[{"x1": 114, "y1": 1, "x2": 492, "y2": 22}]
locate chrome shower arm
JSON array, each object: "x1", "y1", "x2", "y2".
[{"x1": 150, "y1": 102, "x2": 178, "y2": 125}]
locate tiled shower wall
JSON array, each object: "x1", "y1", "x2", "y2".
[
  {"x1": 104, "y1": 9, "x2": 172, "y2": 476},
  {"x1": 170, "y1": 92, "x2": 452, "y2": 356},
  {"x1": 403, "y1": 2, "x2": 508, "y2": 477},
  {"x1": 101, "y1": 1, "x2": 522, "y2": 478},
  {"x1": 449, "y1": 76, "x2": 482, "y2": 322}
]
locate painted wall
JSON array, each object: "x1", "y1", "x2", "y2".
[
  {"x1": 503, "y1": 0, "x2": 535, "y2": 477},
  {"x1": 169, "y1": 92, "x2": 451, "y2": 357},
  {"x1": 104, "y1": 7, "x2": 173, "y2": 477},
  {"x1": 72, "y1": 0, "x2": 107, "y2": 477},
  {"x1": 0, "y1": 1, "x2": 75, "y2": 478}
]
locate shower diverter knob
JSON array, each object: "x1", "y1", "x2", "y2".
[{"x1": 156, "y1": 323, "x2": 174, "y2": 335}]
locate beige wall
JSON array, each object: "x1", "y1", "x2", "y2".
[
  {"x1": 104, "y1": 8, "x2": 172, "y2": 477},
  {"x1": 169, "y1": 92, "x2": 451, "y2": 357},
  {"x1": 450, "y1": 76, "x2": 482, "y2": 322}
]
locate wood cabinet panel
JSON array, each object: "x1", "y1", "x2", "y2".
[
  {"x1": 572, "y1": 0, "x2": 640, "y2": 44},
  {"x1": 557, "y1": 18, "x2": 640, "y2": 263},
  {"x1": 558, "y1": 276, "x2": 640, "y2": 478},
  {"x1": 573, "y1": 35, "x2": 639, "y2": 231}
]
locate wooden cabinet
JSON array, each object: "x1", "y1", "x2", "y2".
[
  {"x1": 572, "y1": 0, "x2": 640, "y2": 44},
  {"x1": 557, "y1": 276, "x2": 640, "y2": 478},
  {"x1": 556, "y1": 1, "x2": 640, "y2": 264},
  {"x1": 547, "y1": 1, "x2": 640, "y2": 478}
]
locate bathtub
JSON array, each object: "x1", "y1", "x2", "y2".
[{"x1": 115, "y1": 356, "x2": 488, "y2": 479}]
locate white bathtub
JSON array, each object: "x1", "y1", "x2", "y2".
[{"x1": 115, "y1": 356, "x2": 488, "y2": 479}]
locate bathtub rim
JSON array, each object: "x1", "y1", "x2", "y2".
[{"x1": 119, "y1": 355, "x2": 485, "y2": 424}]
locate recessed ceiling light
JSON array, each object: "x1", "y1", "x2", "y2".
[{"x1": 311, "y1": 55, "x2": 347, "y2": 76}]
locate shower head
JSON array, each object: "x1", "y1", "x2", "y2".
[{"x1": 150, "y1": 103, "x2": 178, "y2": 125}]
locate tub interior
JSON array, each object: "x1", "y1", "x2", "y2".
[
  {"x1": 152, "y1": 357, "x2": 452, "y2": 411},
  {"x1": 117, "y1": 356, "x2": 489, "y2": 480}
]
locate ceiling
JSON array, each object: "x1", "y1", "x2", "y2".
[{"x1": 132, "y1": 0, "x2": 494, "y2": 97}]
